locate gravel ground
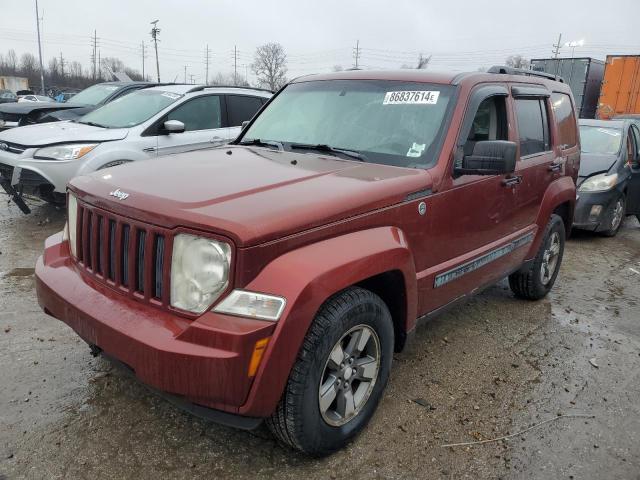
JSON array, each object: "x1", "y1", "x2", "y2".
[{"x1": 1, "y1": 199, "x2": 639, "y2": 480}]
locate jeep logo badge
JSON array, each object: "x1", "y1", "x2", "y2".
[
  {"x1": 0, "y1": 143, "x2": 8, "y2": 151},
  {"x1": 109, "y1": 188, "x2": 129, "y2": 200},
  {"x1": 418, "y1": 201, "x2": 427, "y2": 216}
]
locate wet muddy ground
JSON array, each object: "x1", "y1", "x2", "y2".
[{"x1": 1, "y1": 199, "x2": 639, "y2": 480}]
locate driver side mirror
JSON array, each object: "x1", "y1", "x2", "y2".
[
  {"x1": 455, "y1": 140, "x2": 517, "y2": 176},
  {"x1": 241, "y1": 120, "x2": 250, "y2": 129},
  {"x1": 163, "y1": 119, "x2": 185, "y2": 134}
]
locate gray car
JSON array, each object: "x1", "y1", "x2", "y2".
[
  {"x1": 0, "y1": 84, "x2": 270, "y2": 211},
  {"x1": 573, "y1": 119, "x2": 640, "y2": 236}
]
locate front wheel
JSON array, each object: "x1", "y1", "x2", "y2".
[
  {"x1": 509, "y1": 214, "x2": 565, "y2": 300},
  {"x1": 267, "y1": 287, "x2": 394, "y2": 456},
  {"x1": 601, "y1": 195, "x2": 626, "y2": 237}
]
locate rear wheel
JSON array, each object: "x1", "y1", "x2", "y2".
[
  {"x1": 267, "y1": 287, "x2": 394, "y2": 456},
  {"x1": 509, "y1": 214, "x2": 565, "y2": 300},
  {"x1": 601, "y1": 195, "x2": 626, "y2": 237}
]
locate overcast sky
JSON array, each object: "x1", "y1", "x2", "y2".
[{"x1": 1, "y1": 0, "x2": 638, "y2": 84}]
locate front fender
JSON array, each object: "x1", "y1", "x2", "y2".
[
  {"x1": 238, "y1": 226, "x2": 416, "y2": 417},
  {"x1": 528, "y1": 176, "x2": 576, "y2": 258}
]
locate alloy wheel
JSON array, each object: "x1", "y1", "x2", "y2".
[
  {"x1": 318, "y1": 324, "x2": 381, "y2": 427},
  {"x1": 540, "y1": 231, "x2": 561, "y2": 285}
]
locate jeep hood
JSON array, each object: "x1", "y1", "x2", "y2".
[
  {"x1": 0, "y1": 120, "x2": 128, "y2": 146},
  {"x1": 578, "y1": 153, "x2": 618, "y2": 178},
  {"x1": 71, "y1": 146, "x2": 432, "y2": 247}
]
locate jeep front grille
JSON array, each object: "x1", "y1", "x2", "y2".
[{"x1": 74, "y1": 200, "x2": 172, "y2": 307}]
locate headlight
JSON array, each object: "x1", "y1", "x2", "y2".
[
  {"x1": 67, "y1": 193, "x2": 78, "y2": 257},
  {"x1": 34, "y1": 143, "x2": 98, "y2": 160},
  {"x1": 578, "y1": 173, "x2": 618, "y2": 192},
  {"x1": 170, "y1": 234, "x2": 231, "y2": 314},
  {"x1": 213, "y1": 290, "x2": 286, "y2": 321}
]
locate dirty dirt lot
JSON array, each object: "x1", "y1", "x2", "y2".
[{"x1": 1, "y1": 200, "x2": 639, "y2": 480}]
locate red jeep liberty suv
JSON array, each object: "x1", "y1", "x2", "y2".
[{"x1": 36, "y1": 67, "x2": 579, "y2": 455}]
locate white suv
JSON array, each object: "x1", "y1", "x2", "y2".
[{"x1": 0, "y1": 84, "x2": 271, "y2": 208}]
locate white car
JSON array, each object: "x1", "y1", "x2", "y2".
[
  {"x1": 0, "y1": 84, "x2": 271, "y2": 206},
  {"x1": 17, "y1": 95, "x2": 53, "y2": 103}
]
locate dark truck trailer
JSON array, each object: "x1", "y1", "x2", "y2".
[{"x1": 530, "y1": 57, "x2": 605, "y2": 118}]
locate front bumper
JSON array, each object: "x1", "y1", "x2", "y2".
[
  {"x1": 573, "y1": 188, "x2": 621, "y2": 231},
  {"x1": 36, "y1": 233, "x2": 277, "y2": 418}
]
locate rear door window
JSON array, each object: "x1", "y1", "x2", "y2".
[
  {"x1": 550, "y1": 93, "x2": 577, "y2": 149},
  {"x1": 226, "y1": 95, "x2": 264, "y2": 127},
  {"x1": 515, "y1": 98, "x2": 551, "y2": 157}
]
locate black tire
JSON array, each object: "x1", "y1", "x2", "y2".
[
  {"x1": 266, "y1": 286, "x2": 394, "y2": 456},
  {"x1": 600, "y1": 195, "x2": 626, "y2": 237},
  {"x1": 509, "y1": 214, "x2": 565, "y2": 300}
]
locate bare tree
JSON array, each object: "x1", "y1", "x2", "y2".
[
  {"x1": 401, "y1": 53, "x2": 431, "y2": 70},
  {"x1": 505, "y1": 55, "x2": 530, "y2": 69},
  {"x1": 20, "y1": 53, "x2": 37, "y2": 78},
  {"x1": 6, "y1": 49, "x2": 17, "y2": 73},
  {"x1": 252, "y1": 42, "x2": 288, "y2": 91},
  {"x1": 211, "y1": 72, "x2": 249, "y2": 87}
]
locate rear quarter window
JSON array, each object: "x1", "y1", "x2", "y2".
[{"x1": 551, "y1": 93, "x2": 578, "y2": 149}]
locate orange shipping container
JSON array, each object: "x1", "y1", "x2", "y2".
[{"x1": 597, "y1": 55, "x2": 640, "y2": 119}]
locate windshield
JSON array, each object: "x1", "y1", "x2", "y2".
[
  {"x1": 69, "y1": 83, "x2": 122, "y2": 105},
  {"x1": 78, "y1": 90, "x2": 182, "y2": 128},
  {"x1": 241, "y1": 80, "x2": 456, "y2": 168},
  {"x1": 579, "y1": 125, "x2": 622, "y2": 155}
]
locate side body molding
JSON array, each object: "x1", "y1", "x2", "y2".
[{"x1": 238, "y1": 226, "x2": 416, "y2": 417}]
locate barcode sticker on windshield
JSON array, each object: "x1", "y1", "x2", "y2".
[{"x1": 383, "y1": 91, "x2": 440, "y2": 105}]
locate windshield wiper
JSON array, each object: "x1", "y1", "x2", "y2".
[
  {"x1": 289, "y1": 143, "x2": 366, "y2": 162},
  {"x1": 77, "y1": 120, "x2": 107, "y2": 128},
  {"x1": 238, "y1": 138, "x2": 284, "y2": 150}
]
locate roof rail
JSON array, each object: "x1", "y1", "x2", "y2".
[
  {"x1": 186, "y1": 85, "x2": 274, "y2": 94},
  {"x1": 487, "y1": 65, "x2": 564, "y2": 83}
]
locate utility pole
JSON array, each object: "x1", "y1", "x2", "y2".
[
  {"x1": 90, "y1": 30, "x2": 99, "y2": 80},
  {"x1": 551, "y1": 33, "x2": 563, "y2": 77},
  {"x1": 34, "y1": 0, "x2": 45, "y2": 94},
  {"x1": 189, "y1": 73, "x2": 195, "y2": 84},
  {"x1": 204, "y1": 44, "x2": 210, "y2": 84},
  {"x1": 353, "y1": 40, "x2": 361, "y2": 69},
  {"x1": 98, "y1": 50, "x2": 101, "y2": 80},
  {"x1": 150, "y1": 20, "x2": 161, "y2": 82},
  {"x1": 184, "y1": 65, "x2": 187, "y2": 83},
  {"x1": 233, "y1": 45, "x2": 238, "y2": 86},
  {"x1": 141, "y1": 41, "x2": 146, "y2": 80},
  {"x1": 59, "y1": 52, "x2": 65, "y2": 79}
]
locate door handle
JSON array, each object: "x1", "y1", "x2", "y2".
[
  {"x1": 502, "y1": 175, "x2": 522, "y2": 187},
  {"x1": 548, "y1": 162, "x2": 562, "y2": 172}
]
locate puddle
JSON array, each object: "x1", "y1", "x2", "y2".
[{"x1": 2, "y1": 267, "x2": 36, "y2": 278}]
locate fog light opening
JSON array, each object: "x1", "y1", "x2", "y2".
[{"x1": 589, "y1": 205, "x2": 603, "y2": 221}]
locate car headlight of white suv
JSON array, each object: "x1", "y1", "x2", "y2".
[
  {"x1": 34, "y1": 143, "x2": 98, "y2": 161},
  {"x1": 170, "y1": 234, "x2": 232, "y2": 314}
]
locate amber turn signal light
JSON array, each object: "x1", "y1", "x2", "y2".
[{"x1": 248, "y1": 337, "x2": 270, "y2": 377}]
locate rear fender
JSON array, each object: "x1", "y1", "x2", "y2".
[
  {"x1": 237, "y1": 226, "x2": 416, "y2": 417},
  {"x1": 527, "y1": 176, "x2": 576, "y2": 258}
]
